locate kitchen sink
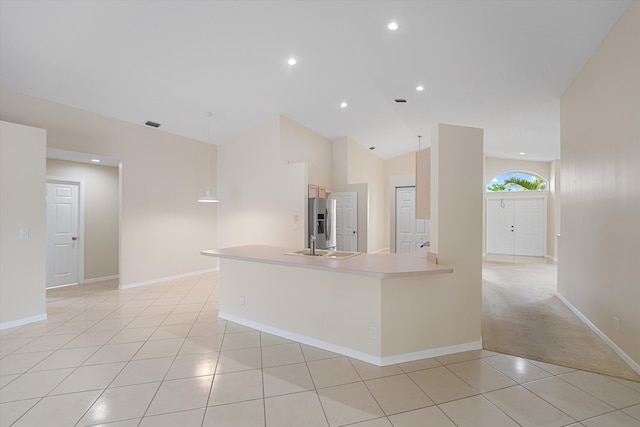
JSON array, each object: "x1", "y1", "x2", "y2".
[{"x1": 284, "y1": 249, "x2": 360, "y2": 260}]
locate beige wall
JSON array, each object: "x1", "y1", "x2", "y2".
[
  {"x1": 0, "y1": 90, "x2": 218, "y2": 288},
  {"x1": 332, "y1": 137, "x2": 388, "y2": 253},
  {"x1": 280, "y1": 115, "x2": 332, "y2": 188},
  {"x1": 484, "y1": 157, "x2": 557, "y2": 258},
  {"x1": 386, "y1": 152, "x2": 416, "y2": 253},
  {"x1": 46, "y1": 159, "x2": 119, "y2": 280},
  {"x1": 1, "y1": 121, "x2": 47, "y2": 327},
  {"x1": 559, "y1": 2, "x2": 640, "y2": 369},
  {"x1": 217, "y1": 115, "x2": 331, "y2": 250}
]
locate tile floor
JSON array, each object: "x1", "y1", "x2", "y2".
[{"x1": 1, "y1": 273, "x2": 639, "y2": 427}]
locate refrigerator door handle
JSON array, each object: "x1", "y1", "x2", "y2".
[{"x1": 326, "y1": 207, "x2": 331, "y2": 240}]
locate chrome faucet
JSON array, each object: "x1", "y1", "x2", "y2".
[{"x1": 310, "y1": 234, "x2": 317, "y2": 255}]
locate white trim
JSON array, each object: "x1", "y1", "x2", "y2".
[
  {"x1": 119, "y1": 268, "x2": 219, "y2": 289},
  {"x1": 84, "y1": 275, "x2": 119, "y2": 284},
  {"x1": 0, "y1": 313, "x2": 47, "y2": 331},
  {"x1": 220, "y1": 311, "x2": 482, "y2": 367},
  {"x1": 46, "y1": 176, "x2": 86, "y2": 287},
  {"x1": 371, "y1": 247, "x2": 390, "y2": 254},
  {"x1": 556, "y1": 292, "x2": 640, "y2": 376}
]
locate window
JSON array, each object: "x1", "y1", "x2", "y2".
[{"x1": 487, "y1": 172, "x2": 547, "y2": 192}]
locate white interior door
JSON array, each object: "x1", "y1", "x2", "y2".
[
  {"x1": 334, "y1": 192, "x2": 357, "y2": 251},
  {"x1": 487, "y1": 196, "x2": 545, "y2": 256},
  {"x1": 396, "y1": 187, "x2": 429, "y2": 253},
  {"x1": 46, "y1": 181, "x2": 81, "y2": 287},
  {"x1": 487, "y1": 198, "x2": 515, "y2": 255},
  {"x1": 514, "y1": 197, "x2": 546, "y2": 256}
]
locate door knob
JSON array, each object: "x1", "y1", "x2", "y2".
[
  {"x1": 72, "y1": 236, "x2": 78, "y2": 241},
  {"x1": 352, "y1": 231, "x2": 356, "y2": 234}
]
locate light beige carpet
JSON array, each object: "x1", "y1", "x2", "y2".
[{"x1": 482, "y1": 261, "x2": 640, "y2": 382}]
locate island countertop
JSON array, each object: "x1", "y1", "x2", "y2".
[{"x1": 201, "y1": 245, "x2": 452, "y2": 278}]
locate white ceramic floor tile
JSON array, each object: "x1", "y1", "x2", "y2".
[
  {"x1": 365, "y1": 373, "x2": 434, "y2": 415},
  {"x1": 78, "y1": 382, "x2": 160, "y2": 426},
  {"x1": 524, "y1": 376, "x2": 615, "y2": 421},
  {"x1": 263, "y1": 362, "x2": 315, "y2": 397},
  {"x1": 30, "y1": 346, "x2": 100, "y2": 371},
  {"x1": 204, "y1": 399, "x2": 265, "y2": 427},
  {"x1": 132, "y1": 338, "x2": 184, "y2": 360},
  {"x1": 0, "y1": 374, "x2": 19, "y2": 388},
  {"x1": 435, "y1": 351, "x2": 477, "y2": 365},
  {"x1": 350, "y1": 358, "x2": 403, "y2": 380},
  {"x1": 0, "y1": 350, "x2": 53, "y2": 374},
  {"x1": 0, "y1": 368, "x2": 74, "y2": 402},
  {"x1": 446, "y1": 359, "x2": 517, "y2": 393},
  {"x1": 623, "y1": 404, "x2": 640, "y2": 421},
  {"x1": 83, "y1": 341, "x2": 144, "y2": 365},
  {"x1": 209, "y1": 369, "x2": 263, "y2": 405},
  {"x1": 165, "y1": 352, "x2": 218, "y2": 380},
  {"x1": 146, "y1": 375, "x2": 213, "y2": 415},
  {"x1": 149, "y1": 323, "x2": 192, "y2": 340},
  {"x1": 613, "y1": 378, "x2": 640, "y2": 393},
  {"x1": 408, "y1": 366, "x2": 478, "y2": 404},
  {"x1": 344, "y1": 418, "x2": 393, "y2": 427},
  {"x1": 482, "y1": 354, "x2": 554, "y2": 383},
  {"x1": 265, "y1": 390, "x2": 328, "y2": 427},
  {"x1": 559, "y1": 371, "x2": 640, "y2": 409},
  {"x1": 108, "y1": 326, "x2": 156, "y2": 344},
  {"x1": 307, "y1": 356, "x2": 361, "y2": 389},
  {"x1": 529, "y1": 359, "x2": 576, "y2": 375},
  {"x1": 215, "y1": 347, "x2": 262, "y2": 373},
  {"x1": 179, "y1": 335, "x2": 224, "y2": 355},
  {"x1": 0, "y1": 398, "x2": 39, "y2": 426},
  {"x1": 581, "y1": 411, "x2": 640, "y2": 427},
  {"x1": 439, "y1": 395, "x2": 520, "y2": 427},
  {"x1": 126, "y1": 314, "x2": 167, "y2": 328},
  {"x1": 398, "y1": 357, "x2": 442, "y2": 373},
  {"x1": 63, "y1": 330, "x2": 117, "y2": 348},
  {"x1": 110, "y1": 356, "x2": 173, "y2": 386},
  {"x1": 13, "y1": 333, "x2": 79, "y2": 353},
  {"x1": 261, "y1": 342, "x2": 305, "y2": 368},
  {"x1": 138, "y1": 408, "x2": 205, "y2": 427},
  {"x1": 0, "y1": 337, "x2": 36, "y2": 355},
  {"x1": 484, "y1": 385, "x2": 576, "y2": 427},
  {"x1": 318, "y1": 381, "x2": 384, "y2": 426},
  {"x1": 301, "y1": 343, "x2": 342, "y2": 362},
  {"x1": 261, "y1": 332, "x2": 293, "y2": 346},
  {"x1": 388, "y1": 405, "x2": 457, "y2": 427},
  {"x1": 52, "y1": 362, "x2": 125, "y2": 394},
  {"x1": 12, "y1": 389, "x2": 101, "y2": 427}
]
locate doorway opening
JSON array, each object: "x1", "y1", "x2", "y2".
[{"x1": 46, "y1": 149, "x2": 121, "y2": 288}]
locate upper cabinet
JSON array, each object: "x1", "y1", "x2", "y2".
[
  {"x1": 308, "y1": 184, "x2": 327, "y2": 199},
  {"x1": 416, "y1": 148, "x2": 430, "y2": 219}
]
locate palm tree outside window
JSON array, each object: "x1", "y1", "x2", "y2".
[{"x1": 487, "y1": 172, "x2": 548, "y2": 192}]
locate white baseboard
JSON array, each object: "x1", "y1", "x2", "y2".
[
  {"x1": 381, "y1": 340, "x2": 483, "y2": 366},
  {"x1": 120, "y1": 268, "x2": 219, "y2": 290},
  {"x1": 556, "y1": 292, "x2": 640, "y2": 376},
  {"x1": 84, "y1": 275, "x2": 119, "y2": 284},
  {"x1": 371, "y1": 247, "x2": 390, "y2": 254},
  {"x1": 0, "y1": 313, "x2": 47, "y2": 331},
  {"x1": 220, "y1": 311, "x2": 482, "y2": 367}
]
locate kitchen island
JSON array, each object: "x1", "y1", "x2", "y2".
[{"x1": 202, "y1": 245, "x2": 481, "y2": 366}]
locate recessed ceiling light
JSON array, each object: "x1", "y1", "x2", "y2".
[
  {"x1": 518, "y1": 152, "x2": 527, "y2": 156},
  {"x1": 416, "y1": 85, "x2": 424, "y2": 91},
  {"x1": 340, "y1": 102, "x2": 348, "y2": 108},
  {"x1": 387, "y1": 21, "x2": 398, "y2": 31},
  {"x1": 287, "y1": 57, "x2": 297, "y2": 65},
  {"x1": 90, "y1": 159, "x2": 101, "y2": 163}
]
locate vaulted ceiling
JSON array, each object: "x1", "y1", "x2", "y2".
[{"x1": 0, "y1": 0, "x2": 630, "y2": 160}]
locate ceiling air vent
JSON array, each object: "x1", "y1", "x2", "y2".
[
  {"x1": 145, "y1": 121, "x2": 161, "y2": 128},
  {"x1": 395, "y1": 99, "x2": 407, "y2": 103}
]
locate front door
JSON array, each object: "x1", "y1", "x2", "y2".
[
  {"x1": 487, "y1": 196, "x2": 546, "y2": 256},
  {"x1": 46, "y1": 180, "x2": 81, "y2": 287},
  {"x1": 396, "y1": 187, "x2": 429, "y2": 253},
  {"x1": 334, "y1": 192, "x2": 357, "y2": 251}
]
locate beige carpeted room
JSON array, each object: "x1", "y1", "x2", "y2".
[{"x1": 482, "y1": 257, "x2": 640, "y2": 382}]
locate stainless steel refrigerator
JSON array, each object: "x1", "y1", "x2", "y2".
[{"x1": 308, "y1": 197, "x2": 336, "y2": 250}]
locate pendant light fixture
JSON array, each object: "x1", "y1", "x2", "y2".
[{"x1": 197, "y1": 112, "x2": 219, "y2": 203}]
